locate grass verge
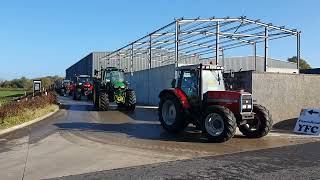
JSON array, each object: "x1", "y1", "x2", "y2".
[{"x1": 0, "y1": 104, "x2": 58, "y2": 130}]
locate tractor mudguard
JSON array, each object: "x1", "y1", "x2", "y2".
[{"x1": 159, "y1": 88, "x2": 190, "y2": 109}]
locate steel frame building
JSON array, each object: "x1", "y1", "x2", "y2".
[{"x1": 100, "y1": 16, "x2": 301, "y2": 74}]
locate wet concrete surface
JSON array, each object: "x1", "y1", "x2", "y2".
[{"x1": 0, "y1": 96, "x2": 319, "y2": 179}]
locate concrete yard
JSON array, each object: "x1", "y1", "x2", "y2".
[{"x1": 0, "y1": 96, "x2": 319, "y2": 180}]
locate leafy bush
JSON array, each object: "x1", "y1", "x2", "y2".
[{"x1": 0, "y1": 92, "x2": 57, "y2": 123}]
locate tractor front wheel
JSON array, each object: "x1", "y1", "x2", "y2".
[
  {"x1": 125, "y1": 90, "x2": 136, "y2": 111},
  {"x1": 159, "y1": 93, "x2": 189, "y2": 133},
  {"x1": 239, "y1": 104, "x2": 273, "y2": 138},
  {"x1": 99, "y1": 92, "x2": 109, "y2": 111},
  {"x1": 202, "y1": 105, "x2": 237, "y2": 143}
]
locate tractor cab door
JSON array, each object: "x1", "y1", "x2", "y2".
[
  {"x1": 177, "y1": 69, "x2": 201, "y2": 106},
  {"x1": 201, "y1": 69, "x2": 225, "y2": 98}
]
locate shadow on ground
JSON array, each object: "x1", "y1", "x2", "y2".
[
  {"x1": 54, "y1": 122, "x2": 209, "y2": 143},
  {"x1": 273, "y1": 118, "x2": 297, "y2": 131},
  {"x1": 122, "y1": 108, "x2": 159, "y2": 122}
]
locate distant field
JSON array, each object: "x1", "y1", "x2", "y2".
[{"x1": 0, "y1": 88, "x2": 26, "y2": 106}]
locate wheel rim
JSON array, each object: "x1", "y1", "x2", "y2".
[
  {"x1": 244, "y1": 114, "x2": 261, "y2": 131},
  {"x1": 205, "y1": 113, "x2": 225, "y2": 137},
  {"x1": 162, "y1": 100, "x2": 176, "y2": 125}
]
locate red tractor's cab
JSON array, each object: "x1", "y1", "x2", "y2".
[
  {"x1": 159, "y1": 64, "x2": 272, "y2": 143},
  {"x1": 72, "y1": 75, "x2": 93, "y2": 100}
]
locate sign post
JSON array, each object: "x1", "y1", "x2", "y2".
[
  {"x1": 33, "y1": 80, "x2": 42, "y2": 96},
  {"x1": 294, "y1": 109, "x2": 320, "y2": 136}
]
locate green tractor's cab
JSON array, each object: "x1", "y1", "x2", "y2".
[{"x1": 93, "y1": 67, "x2": 136, "y2": 111}]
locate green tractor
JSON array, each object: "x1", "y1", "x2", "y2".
[{"x1": 93, "y1": 67, "x2": 136, "y2": 111}]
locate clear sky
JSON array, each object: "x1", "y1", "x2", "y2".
[{"x1": 0, "y1": 0, "x2": 319, "y2": 80}]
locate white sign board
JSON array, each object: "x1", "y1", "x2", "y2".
[
  {"x1": 33, "y1": 80, "x2": 42, "y2": 93},
  {"x1": 294, "y1": 109, "x2": 320, "y2": 136}
]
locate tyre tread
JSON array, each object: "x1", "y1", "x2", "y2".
[{"x1": 239, "y1": 104, "x2": 273, "y2": 138}]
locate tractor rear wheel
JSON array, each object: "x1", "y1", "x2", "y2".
[
  {"x1": 93, "y1": 89, "x2": 99, "y2": 107},
  {"x1": 99, "y1": 92, "x2": 109, "y2": 111},
  {"x1": 73, "y1": 90, "x2": 81, "y2": 100},
  {"x1": 239, "y1": 104, "x2": 272, "y2": 138},
  {"x1": 202, "y1": 105, "x2": 237, "y2": 143},
  {"x1": 159, "y1": 93, "x2": 189, "y2": 133},
  {"x1": 125, "y1": 90, "x2": 136, "y2": 111}
]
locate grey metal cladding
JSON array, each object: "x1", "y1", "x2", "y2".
[{"x1": 66, "y1": 51, "x2": 297, "y2": 79}]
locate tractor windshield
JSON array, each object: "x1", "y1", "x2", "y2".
[
  {"x1": 78, "y1": 77, "x2": 90, "y2": 83},
  {"x1": 105, "y1": 70, "x2": 124, "y2": 82},
  {"x1": 202, "y1": 70, "x2": 225, "y2": 93}
]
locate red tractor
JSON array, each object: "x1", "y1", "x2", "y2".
[
  {"x1": 72, "y1": 75, "x2": 93, "y2": 100},
  {"x1": 158, "y1": 64, "x2": 272, "y2": 143}
]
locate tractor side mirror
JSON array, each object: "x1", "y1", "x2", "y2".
[{"x1": 171, "y1": 79, "x2": 176, "y2": 88}]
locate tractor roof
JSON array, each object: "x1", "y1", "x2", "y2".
[{"x1": 177, "y1": 64, "x2": 224, "y2": 71}]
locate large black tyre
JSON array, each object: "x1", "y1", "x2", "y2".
[
  {"x1": 201, "y1": 105, "x2": 237, "y2": 143},
  {"x1": 93, "y1": 89, "x2": 99, "y2": 107},
  {"x1": 73, "y1": 90, "x2": 81, "y2": 100},
  {"x1": 159, "y1": 93, "x2": 189, "y2": 133},
  {"x1": 125, "y1": 90, "x2": 136, "y2": 111},
  {"x1": 239, "y1": 104, "x2": 273, "y2": 138},
  {"x1": 99, "y1": 92, "x2": 109, "y2": 111}
]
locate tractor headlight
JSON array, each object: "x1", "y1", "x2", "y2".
[
  {"x1": 241, "y1": 94, "x2": 253, "y2": 112},
  {"x1": 120, "y1": 85, "x2": 125, "y2": 88}
]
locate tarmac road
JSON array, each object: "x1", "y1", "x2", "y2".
[
  {"x1": 0, "y1": 96, "x2": 319, "y2": 179},
  {"x1": 52, "y1": 141, "x2": 320, "y2": 180}
]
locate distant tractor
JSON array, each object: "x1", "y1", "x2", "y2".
[
  {"x1": 158, "y1": 64, "x2": 272, "y2": 143},
  {"x1": 61, "y1": 79, "x2": 73, "y2": 96},
  {"x1": 72, "y1": 75, "x2": 93, "y2": 100},
  {"x1": 93, "y1": 67, "x2": 136, "y2": 111}
]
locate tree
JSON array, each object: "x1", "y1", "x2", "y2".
[
  {"x1": 0, "y1": 76, "x2": 62, "y2": 90},
  {"x1": 287, "y1": 56, "x2": 311, "y2": 70}
]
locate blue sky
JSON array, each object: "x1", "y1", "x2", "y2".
[{"x1": 0, "y1": 0, "x2": 319, "y2": 79}]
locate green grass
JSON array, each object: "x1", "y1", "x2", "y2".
[
  {"x1": 0, "y1": 88, "x2": 27, "y2": 92},
  {"x1": 0, "y1": 90, "x2": 25, "y2": 97},
  {"x1": 0, "y1": 89, "x2": 26, "y2": 106},
  {"x1": 0, "y1": 104, "x2": 58, "y2": 130}
]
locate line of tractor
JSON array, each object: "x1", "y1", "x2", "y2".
[{"x1": 55, "y1": 63, "x2": 273, "y2": 143}]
